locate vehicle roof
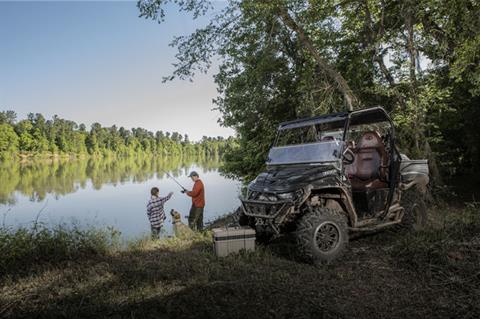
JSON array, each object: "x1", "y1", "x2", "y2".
[
  {"x1": 349, "y1": 106, "x2": 392, "y2": 125},
  {"x1": 278, "y1": 106, "x2": 391, "y2": 130},
  {"x1": 278, "y1": 111, "x2": 348, "y2": 130}
]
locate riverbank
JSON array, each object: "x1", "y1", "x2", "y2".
[{"x1": 1, "y1": 203, "x2": 479, "y2": 318}]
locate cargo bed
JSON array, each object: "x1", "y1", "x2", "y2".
[{"x1": 400, "y1": 155, "x2": 429, "y2": 183}]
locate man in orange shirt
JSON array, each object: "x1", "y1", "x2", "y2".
[{"x1": 181, "y1": 171, "x2": 205, "y2": 231}]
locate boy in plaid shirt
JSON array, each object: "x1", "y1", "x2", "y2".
[{"x1": 147, "y1": 187, "x2": 173, "y2": 239}]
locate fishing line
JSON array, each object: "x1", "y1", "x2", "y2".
[{"x1": 159, "y1": 168, "x2": 187, "y2": 191}]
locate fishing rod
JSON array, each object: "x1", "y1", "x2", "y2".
[{"x1": 160, "y1": 169, "x2": 187, "y2": 191}]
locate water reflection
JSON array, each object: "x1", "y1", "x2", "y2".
[
  {"x1": 0, "y1": 156, "x2": 220, "y2": 205},
  {"x1": 0, "y1": 156, "x2": 240, "y2": 238}
]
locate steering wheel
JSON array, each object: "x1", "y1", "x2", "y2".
[{"x1": 342, "y1": 148, "x2": 355, "y2": 165}]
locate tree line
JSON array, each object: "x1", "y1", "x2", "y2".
[
  {"x1": 0, "y1": 111, "x2": 235, "y2": 159},
  {"x1": 138, "y1": 0, "x2": 480, "y2": 182}
]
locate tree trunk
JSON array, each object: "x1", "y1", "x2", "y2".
[
  {"x1": 404, "y1": 5, "x2": 441, "y2": 184},
  {"x1": 276, "y1": 6, "x2": 357, "y2": 111},
  {"x1": 362, "y1": 0, "x2": 407, "y2": 111},
  {"x1": 405, "y1": 8, "x2": 422, "y2": 155}
]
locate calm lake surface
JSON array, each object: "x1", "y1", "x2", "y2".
[{"x1": 0, "y1": 156, "x2": 241, "y2": 238}]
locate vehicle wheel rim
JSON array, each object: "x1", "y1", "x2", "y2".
[{"x1": 314, "y1": 221, "x2": 340, "y2": 252}]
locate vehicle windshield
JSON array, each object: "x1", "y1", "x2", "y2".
[{"x1": 268, "y1": 119, "x2": 346, "y2": 165}]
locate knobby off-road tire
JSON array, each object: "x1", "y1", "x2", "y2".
[
  {"x1": 254, "y1": 228, "x2": 274, "y2": 245},
  {"x1": 235, "y1": 206, "x2": 273, "y2": 244},
  {"x1": 399, "y1": 190, "x2": 428, "y2": 232},
  {"x1": 295, "y1": 207, "x2": 349, "y2": 264},
  {"x1": 236, "y1": 206, "x2": 252, "y2": 227}
]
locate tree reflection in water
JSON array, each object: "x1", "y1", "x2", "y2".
[{"x1": 0, "y1": 155, "x2": 221, "y2": 205}]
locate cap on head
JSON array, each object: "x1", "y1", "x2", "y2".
[{"x1": 188, "y1": 171, "x2": 199, "y2": 178}]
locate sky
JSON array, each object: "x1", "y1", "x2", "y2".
[{"x1": 0, "y1": 0, "x2": 234, "y2": 141}]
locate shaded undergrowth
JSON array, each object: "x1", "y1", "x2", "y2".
[
  {"x1": 1, "y1": 204, "x2": 479, "y2": 318},
  {"x1": 389, "y1": 203, "x2": 480, "y2": 305}
]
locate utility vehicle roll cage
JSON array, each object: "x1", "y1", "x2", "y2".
[
  {"x1": 276, "y1": 106, "x2": 395, "y2": 142},
  {"x1": 274, "y1": 106, "x2": 401, "y2": 220}
]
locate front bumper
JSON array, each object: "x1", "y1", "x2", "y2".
[{"x1": 240, "y1": 197, "x2": 293, "y2": 219}]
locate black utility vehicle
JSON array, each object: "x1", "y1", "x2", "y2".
[{"x1": 238, "y1": 107, "x2": 429, "y2": 263}]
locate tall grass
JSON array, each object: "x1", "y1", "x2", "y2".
[
  {"x1": 0, "y1": 224, "x2": 121, "y2": 275},
  {"x1": 390, "y1": 202, "x2": 480, "y2": 283}
]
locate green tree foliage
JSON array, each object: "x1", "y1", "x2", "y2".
[
  {"x1": 0, "y1": 111, "x2": 233, "y2": 159},
  {"x1": 0, "y1": 124, "x2": 19, "y2": 160},
  {"x1": 0, "y1": 110, "x2": 17, "y2": 125},
  {"x1": 138, "y1": 0, "x2": 480, "y2": 181}
]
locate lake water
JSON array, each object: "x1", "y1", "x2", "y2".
[{"x1": 0, "y1": 156, "x2": 242, "y2": 238}]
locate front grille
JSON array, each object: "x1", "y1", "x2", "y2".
[
  {"x1": 258, "y1": 194, "x2": 279, "y2": 202},
  {"x1": 240, "y1": 198, "x2": 293, "y2": 219},
  {"x1": 248, "y1": 191, "x2": 296, "y2": 201}
]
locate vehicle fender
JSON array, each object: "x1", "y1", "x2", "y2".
[
  {"x1": 400, "y1": 174, "x2": 429, "y2": 193},
  {"x1": 308, "y1": 185, "x2": 357, "y2": 227},
  {"x1": 399, "y1": 157, "x2": 429, "y2": 193}
]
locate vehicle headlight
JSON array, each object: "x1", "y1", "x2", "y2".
[{"x1": 277, "y1": 192, "x2": 294, "y2": 200}]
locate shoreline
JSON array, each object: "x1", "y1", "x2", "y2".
[{"x1": 1, "y1": 203, "x2": 479, "y2": 318}]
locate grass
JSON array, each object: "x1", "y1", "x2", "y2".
[
  {"x1": 0, "y1": 224, "x2": 121, "y2": 276},
  {"x1": 0, "y1": 204, "x2": 479, "y2": 318}
]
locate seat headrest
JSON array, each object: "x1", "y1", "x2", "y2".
[{"x1": 357, "y1": 131, "x2": 383, "y2": 148}]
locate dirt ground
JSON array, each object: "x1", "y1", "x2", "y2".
[{"x1": 1, "y1": 206, "x2": 479, "y2": 319}]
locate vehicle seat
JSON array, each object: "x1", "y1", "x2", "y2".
[{"x1": 349, "y1": 131, "x2": 388, "y2": 191}]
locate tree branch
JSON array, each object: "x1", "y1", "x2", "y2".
[
  {"x1": 362, "y1": 0, "x2": 406, "y2": 110},
  {"x1": 276, "y1": 5, "x2": 357, "y2": 111}
]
